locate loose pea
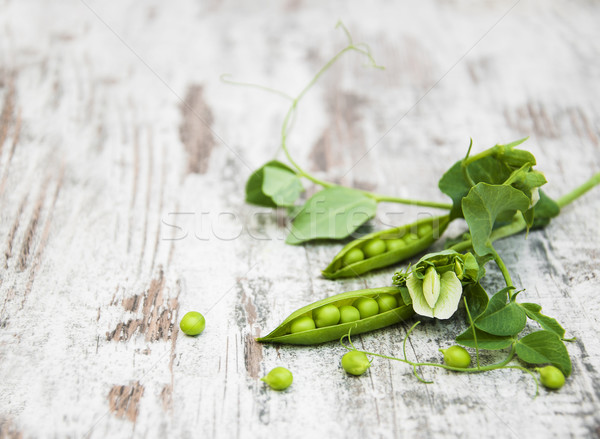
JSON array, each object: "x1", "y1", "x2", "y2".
[
  {"x1": 353, "y1": 297, "x2": 379, "y2": 319},
  {"x1": 440, "y1": 346, "x2": 471, "y2": 368},
  {"x1": 261, "y1": 367, "x2": 293, "y2": 390},
  {"x1": 537, "y1": 365, "x2": 565, "y2": 390},
  {"x1": 363, "y1": 239, "x2": 386, "y2": 258},
  {"x1": 313, "y1": 304, "x2": 341, "y2": 328},
  {"x1": 386, "y1": 238, "x2": 406, "y2": 252},
  {"x1": 376, "y1": 294, "x2": 398, "y2": 312},
  {"x1": 342, "y1": 350, "x2": 371, "y2": 376},
  {"x1": 342, "y1": 248, "x2": 365, "y2": 266},
  {"x1": 417, "y1": 223, "x2": 433, "y2": 237},
  {"x1": 404, "y1": 232, "x2": 419, "y2": 242},
  {"x1": 290, "y1": 315, "x2": 316, "y2": 333},
  {"x1": 179, "y1": 311, "x2": 206, "y2": 336},
  {"x1": 339, "y1": 305, "x2": 360, "y2": 323}
]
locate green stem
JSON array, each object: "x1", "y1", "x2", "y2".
[
  {"x1": 489, "y1": 245, "x2": 513, "y2": 290},
  {"x1": 278, "y1": 43, "x2": 453, "y2": 210},
  {"x1": 369, "y1": 193, "x2": 453, "y2": 210},
  {"x1": 361, "y1": 345, "x2": 516, "y2": 374},
  {"x1": 219, "y1": 74, "x2": 295, "y2": 101},
  {"x1": 463, "y1": 297, "x2": 480, "y2": 369},
  {"x1": 280, "y1": 45, "x2": 376, "y2": 188},
  {"x1": 557, "y1": 172, "x2": 600, "y2": 209}
]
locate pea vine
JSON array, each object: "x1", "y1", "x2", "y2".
[
  {"x1": 227, "y1": 22, "x2": 452, "y2": 245},
  {"x1": 229, "y1": 23, "x2": 600, "y2": 394}
]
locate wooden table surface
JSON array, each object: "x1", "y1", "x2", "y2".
[{"x1": 1, "y1": 1, "x2": 599, "y2": 438}]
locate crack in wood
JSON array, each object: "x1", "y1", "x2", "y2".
[
  {"x1": 0, "y1": 417, "x2": 23, "y2": 439},
  {"x1": 179, "y1": 85, "x2": 215, "y2": 174},
  {"x1": 240, "y1": 289, "x2": 262, "y2": 379},
  {"x1": 4, "y1": 194, "x2": 28, "y2": 270},
  {"x1": 106, "y1": 269, "x2": 180, "y2": 344},
  {"x1": 309, "y1": 88, "x2": 367, "y2": 176},
  {"x1": 107, "y1": 381, "x2": 145, "y2": 422},
  {"x1": 17, "y1": 178, "x2": 50, "y2": 272}
]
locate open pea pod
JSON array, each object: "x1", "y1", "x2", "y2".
[
  {"x1": 257, "y1": 286, "x2": 414, "y2": 345},
  {"x1": 321, "y1": 215, "x2": 451, "y2": 279}
]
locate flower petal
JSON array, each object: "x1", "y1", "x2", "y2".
[
  {"x1": 406, "y1": 272, "x2": 434, "y2": 318},
  {"x1": 422, "y1": 267, "x2": 441, "y2": 308},
  {"x1": 432, "y1": 271, "x2": 463, "y2": 319}
]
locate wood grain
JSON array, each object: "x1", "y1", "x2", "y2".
[{"x1": 0, "y1": 1, "x2": 599, "y2": 438}]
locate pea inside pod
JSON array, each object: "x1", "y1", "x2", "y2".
[
  {"x1": 257, "y1": 287, "x2": 414, "y2": 345},
  {"x1": 322, "y1": 215, "x2": 451, "y2": 279}
]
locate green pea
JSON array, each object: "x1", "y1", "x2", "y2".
[
  {"x1": 339, "y1": 305, "x2": 360, "y2": 323},
  {"x1": 179, "y1": 311, "x2": 206, "y2": 336},
  {"x1": 537, "y1": 365, "x2": 565, "y2": 390},
  {"x1": 313, "y1": 304, "x2": 340, "y2": 328},
  {"x1": 439, "y1": 346, "x2": 471, "y2": 368},
  {"x1": 290, "y1": 315, "x2": 316, "y2": 333},
  {"x1": 417, "y1": 223, "x2": 433, "y2": 237},
  {"x1": 261, "y1": 367, "x2": 293, "y2": 390},
  {"x1": 376, "y1": 294, "x2": 398, "y2": 312},
  {"x1": 353, "y1": 297, "x2": 379, "y2": 319},
  {"x1": 342, "y1": 350, "x2": 371, "y2": 376},
  {"x1": 404, "y1": 232, "x2": 419, "y2": 242},
  {"x1": 363, "y1": 239, "x2": 386, "y2": 258},
  {"x1": 385, "y1": 238, "x2": 405, "y2": 252},
  {"x1": 342, "y1": 248, "x2": 365, "y2": 266}
]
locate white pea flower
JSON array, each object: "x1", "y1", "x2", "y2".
[
  {"x1": 530, "y1": 187, "x2": 540, "y2": 208},
  {"x1": 406, "y1": 267, "x2": 463, "y2": 319}
]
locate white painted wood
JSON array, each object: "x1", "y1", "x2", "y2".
[{"x1": 1, "y1": 0, "x2": 599, "y2": 438}]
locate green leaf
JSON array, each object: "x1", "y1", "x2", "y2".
[
  {"x1": 438, "y1": 156, "x2": 513, "y2": 219},
  {"x1": 286, "y1": 187, "x2": 377, "y2": 244},
  {"x1": 520, "y1": 302, "x2": 541, "y2": 313},
  {"x1": 462, "y1": 183, "x2": 531, "y2": 256},
  {"x1": 531, "y1": 190, "x2": 560, "y2": 229},
  {"x1": 520, "y1": 303, "x2": 566, "y2": 339},
  {"x1": 515, "y1": 331, "x2": 572, "y2": 376},
  {"x1": 438, "y1": 140, "x2": 541, "y2": 219},
  {"x1": 463, "y1": 282, "x2": 489, "y2": 320},
  {"x1": 262, "y1": 166, "x2": 304, "y2": 207},
  {"x1": 456, "y1": 326, "x2": 513, "y2": 350},
  {"x1": 496, "y1": 142, "x2": 536, "y2": 168},
  {"x1": 246, "y1": 161, "x2": 303, "y2": 207},
  {"x1": 462, "y1": 253, "x2": 480, "y2": 282},
  {"x1": 474, "y1": 288, "x2": 526, "y2": 336}
]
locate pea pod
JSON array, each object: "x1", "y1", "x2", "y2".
[
  {"x1": 257, "y1": 287, "x2": 414, "y2": 345},
  {"x1": 321, "y1": 215, "x2": 451, "y2": 279}
]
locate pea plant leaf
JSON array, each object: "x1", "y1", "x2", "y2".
[
  {"x1": 262, "y1": 166, "x2": 304, "y2": 207},
  {"x1": 286, "y1": 187, "x2": 377, "y2": 244},
  {"x1": 438, "y1": 140, "x2": 535, "y2": 218},
  {"x1": 474, "y1": 288, "x2": 527, "y2": 336},
  {"x1": 520, "y1": 303, "x2": 566, "y2": 339},
  {"x1": 246, "y1": 161, "x2": 303, "y2": 207},
  {"x1": 438, "y1": 156, "x2": 513, "y2": 219},
  {"x1": 455, "y1": 326, "x2": 513, "y2": 350},
  {"x1": 463, "y1": 282, "x2": 489, "y2": 320},
  {"x1": 531, "y1": 190, "x2": 560, "y2": 229},
  {"x1": 461, "y1": 183, "x2": 531, "y2": 256},
  {"x1": 515, "y1": 330, "x2": 572, "y2": 376}
]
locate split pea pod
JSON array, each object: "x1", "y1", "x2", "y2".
[
  {"x1": 256, "y1": 287, "x2": 414, "y2": 345},
  {"x1": 321, "y1": 214, "x2": 451, "y2": 279}
]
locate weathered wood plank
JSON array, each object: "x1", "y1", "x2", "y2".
[{"x1": 0, "y1": 0, "x2": 599, "y2": 438}]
